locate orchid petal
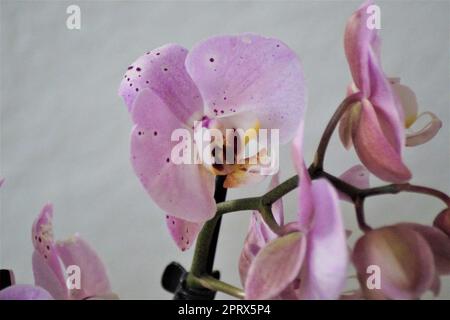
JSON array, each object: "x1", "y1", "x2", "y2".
[
  {"x1": 245, "y1": 232, "x2": 306, "y2": 300},
  {"x1": 299, "y1": 179, "x2": 348, "y2": 299},
  {"x1": 398, "y1": 223, "x2": 450, "y2": 275},
  {"x1": 338, "y1": 108, "x2": 354, "y2": 150},
  {"x1": 344, "y1": 0, "x2": 379, "y2": 96},
  {"x1": 186, "y1": 33, "x2": 306, "y2": 143},
  {"x1": 56, "y1": 235, "x2": 111, "y2": 300},
  {"x1": 352, "y1": 99, "x2": 411, "y2": 183},
  {"x1": 166, "y1": 215, "x2": 203, "y2": 252},
  {"x1": 390, "y1": 79, "x2": 418, "y2": 128},
  {"x1": 434, "y1": 209, "x2": 450, "y2": 237},
  {"x1": 239, "y1": 213, "x2": 266, "y2": 286},
  {"x1": 130, "y1": 89, "x2": 216, "y2": 222},
  {"x1": 31, "y1": 204, "x2": 67, "y2": 299},
  {"x1": 0, "y1": 284, "x2": 53, "y2": 300},
  {"x1": 353, "y1": 226, "x2": 435, "y2": 300},
  {"x1": 366, "y1": 50, "x2": 405, "y2": 153},
  {"x1": 32, "y1": 251, "x2": 67, "y2": 300},
  {"x1": 292, "y1": 121, "x2": 314, "y2": 229},
  {"x1": 406, "y1": 112, "x2": 442, "y2": 146},
  {"x1": 118, "y1": 44, "x2": 203, "y2": 125},
  {"x1": 338, "y1": 165, "x2": 370, "y2": 202}
]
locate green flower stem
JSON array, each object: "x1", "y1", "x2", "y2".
[
  {"x1": 186, "y1": 215, "x2": 221, "y2": 288},
  {"x1": 189, "y1": 275, "x2": 245, "y2": 300}
]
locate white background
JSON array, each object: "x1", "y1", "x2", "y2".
[{"x1": 1, "y1": 0, "x2": 449, "y2": 299}]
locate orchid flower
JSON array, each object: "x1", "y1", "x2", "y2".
[
  {"x1": 339, "y1": 0, "x2": 413, "y2": 183},
  {"x1": 239, "y1": 164, "x2": 368, "y2": 286},
  {"x1": 0, "y1": 204, "x2": 116, "y2": 300},
  {"x1": 118, "y1": 34, "x2": 306, "y2": 250},
  {"x1": 240, "y1": 121, "x2": 349, "y2": 300},
  {"x1": 353, "y1": 222, "x2": 450, "y2": 299}
]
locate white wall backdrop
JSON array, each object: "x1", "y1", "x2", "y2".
[{"x1": 1, "y1": 0, "x2": 449, "y2": 299}]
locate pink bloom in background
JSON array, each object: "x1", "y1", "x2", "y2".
[
  {"x1": 338, "y1": 0, "x2": 441, "y2": 183},
  {"x1": 0, "y1": 204, "x2": 115, "y2": 300},
  {"x1": 119, "y1": 34, "x2": 306, "y2": 250},
  {"x1": 353, "y1": 223, "x2": 450, "y2": 299}
]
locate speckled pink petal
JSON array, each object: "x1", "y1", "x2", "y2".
[
  {"x1": 406, "y1": 112, "x2": 442, "y2": 147},
  {"x1": 338, "y1": 165, "x2": 370, "y2": 202},
  {"x1": 32, "y1": 250, "x2": 67, "y2": 299},
  {"x1": 166, "y1": 215, "x2": 203, "y2": 251},
  {"x1": 56, "y1": 235, "x2": 111, "y2": 300},
  {"x1": 298, "y1": 179, "x2": 348, "y2": 299},
  {"x1": 398, "y1": 223, "x2": 450, "y2": 275},
  {"x1": 118, "y1": 44, "x2": 203, "y2": 125},
  {"x1": 0, "y1": 284, "x2": 53, "y2": 300},
  {"x1": 130, "y1": 89, "x2": 216, "y2": 222},
  {"x1": 186, "y1": 33, "x2": 306, "y2": 143},
  {"x1": 31, "y1": 204, "x2": 67, "y2": 299},
  {"x1": 245, "y1": 232, "x2": 306, "y2": 300},
  {"x1": 353, "y1": 226, "x2": 435, "y2": 300},
  {"x1": 352, "y1": 99, "x2": 411, "y2": 183}
]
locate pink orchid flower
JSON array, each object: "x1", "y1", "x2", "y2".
[
  {"x1": 240, "y1": 123, "x2": 350, "y2": 300},
  {"x1": 239, "y1": 164, "x2": 368, "y2": 288},
  {"x1": 339, "y1": 0, "x2": 415, "y2": 183},
  {"x1": 353, "y1": 222, "x2": 450, "y2": 299},
  {"x1": 118, "y1": 34, "x2": 306, "y2": 250},
  {"x1": 0, "y1": 204, "x2": 116, "y2": 300}
]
